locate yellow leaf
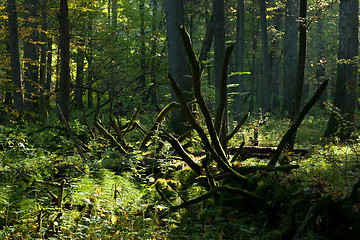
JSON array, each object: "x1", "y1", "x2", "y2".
[{"x1": 96, "y1": 187, "x2": 102, "y2": 195}]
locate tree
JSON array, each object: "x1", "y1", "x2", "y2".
[
  {"x1": 233, "y1": 0, "x2": 245, "y2": 121},
  {"x1": 213, "y1": 0, "x2": 225, "y2": 108},
  {"x1": 165, "y1": 0, "x2": 192, "y2": 134},
  {"x1": 59, "y1": 0, "x2": 71, "y2": 121},
  {"x1": 288, "y1": 0, "x2": 307, "y2": 149},
  {"x1": 7, "y1": 0, "x2": 24, "y2": 114},
  {"x1": 325, "y1": 0, "x2": 358, "y2": 139},
  {"x1": 39, "y1": 0, "x2": 48, "y2": 121},
  {"x1": 23, "y1": 0, "x2": 40, "y2": 114},
  {"x1": 258, "y1": 0, "x2": 271, "y2": 112},
  {"x1": 149, "y1": 0, "x2": 159, "y2": 106},
  {"x1": 282, "y1": 0, "x2": 298, "y2": 115},
  {"x1": 74, "y1": 42, "x2": 85, "y2": 109}
]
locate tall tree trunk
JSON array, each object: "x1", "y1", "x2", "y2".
[
  {"x1": 282, "y1": 0, "x2": 298, "y2": 116},
  {"x1": 111, "y1": 0, "x2": 117, "y2": 27},
  {"x1": 87, "y1": 24, "x2": 94, "y2": 109},
  {"x1": 45, "y1": 37, "x2": 52, "y2": 108},
  {"x1": 213, "y1": 0, "x2": 227, "y2": 145},
  {"x1": 7, "y1": 0, "x2": 24, "y2": 114},
  {"x1": 315, "y1": 10, "x2": 327, "y2": 107},
  {"x1": 23, "y1": 0, "x2": 40, "y2": 115},
  {"x1": 165, "y1": 0, "x2": 192, "y2": 134},
  {"x1": 258, "y1": 0, "x2": 271, "y2": 112},
  {"x1": 59, "y1": 0, "x2": 71, "y2": 121},
  {"x1": 213, "y1": 0, "x2": 225, "y2": 108},
  {"x1": 74, "y1": 46, "x2": 85, "y2": 109},
  {"x1": 325, "y1": 0, "x2": 358, "y2": 139},
  {"x1": 39, "y1": 0, "x2": 48, "y2": 121},
  {"x1": 270, "y1": 7, "x2": 283, "y2": 112},
  {"x1": 139, "y1": 0, "x2": 146, "y2": 101},
  {"x1": 149, "y1": 0, "x2": 158, "y2": 106},
  {"x1": 233, "y1": 0, "x2": 245, "y2": 122},
  {"x1": 289, "y1": 0, "x2": 307, "y2": 149}
]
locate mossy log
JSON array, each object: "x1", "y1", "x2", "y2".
[
  {"x1": 228, "y1": 146, "x2": 310, "y2": 160},
  {"x1": 169, "y1": 186, "x2": 262, "y2": 211},
  {"x1": 94, "y1": 119, "x2": 127, "y2": 153}
]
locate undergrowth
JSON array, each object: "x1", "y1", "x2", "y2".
[{"x1": 0, "y1": 114, "x2": 359, "y2": 239}]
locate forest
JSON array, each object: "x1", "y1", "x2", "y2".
[{"x1": 0, "y1": 0, "x2": 360, "y2": 239}]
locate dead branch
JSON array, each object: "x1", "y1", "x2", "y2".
[{"x1": 269, "y1": 80, "x2": 328, "y2": 166}]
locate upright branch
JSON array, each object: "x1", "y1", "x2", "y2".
[
  {"x1": 169, "y1": 74, "x2": 247, "y2": 182},
  {"x1": 140, "y1": 102, "x2": 180, "y2": 150},
  {"x1": 176, "y1": 22, "x2": 228, "y2": 166},
  {"x1": 269, "y1": 80, "x2": 328, "y2": 166},
  {"x1": 227, "y1": 112, "x2": 250, "y2": 143},
  {"x1": 214, "y1": 44, "x2": 235, "y2": 134}
]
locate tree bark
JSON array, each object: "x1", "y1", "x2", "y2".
[
  {"x1": 233, "y1": 0, "x2": 245, "y2": 121},
  {"x1": 45, "y1": 37, "x2": 52, "y2": 108},
  {"x1": 23, "y1": 0, "x2": 40, "y2": 114},
  {"x1": 164, "y1": 0, "x2": 192, "y2": 134},
  {"x1": 139, "y1": 0, "x2": 146, "y2": 101},
  {"x1": 74, "y1": 46, "x2": 85, "y2": 109},
  {"x1": 59, "y1": 0, "x2": 71, "y2": 121},
  {"x1": 258, "y1": 0, "x2": 271, "y2": 112},
  {"x1": 213, "y1": 0, "x2": 226, "y2": 108},
  {"x1": 7, "y1": 0, "x2": 24, "y2": 113},
  {"x1": 282, "y1": 0, "x2": 298, "y2": 115},
  {"x1": 39, "y1": 0, "x2": 48, "y2": 121},
  {"x1": 288, "y1": 0, "x2": 307, "y2": 149},
  {"x1": 149, "y1": 0, "x2": 158, "y2": 106}
]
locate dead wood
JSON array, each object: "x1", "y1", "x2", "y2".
[
  {"x1": 169, "y1": 186, "x2": 262, "y2": 211},
  {"x1": 94, "y1": 119, "x2": 127, "y2": 153},
  {"x1": 140, "y1": 102, "x2": 180, "y2": 150},
  {"x1": 269, "y1": 80, "x2": 328, "y2": 166},
  {"x1": 57, "y1": 104, "x2": 86, "y2": 160}
]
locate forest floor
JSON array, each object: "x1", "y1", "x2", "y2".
[{"x1": 0, "y1": 111, "x2": 360, "y2": 239}]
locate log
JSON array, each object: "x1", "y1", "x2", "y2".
[
  {"x1": 228, "y1": 146, "x2": 310, "y2": 160},
  {"x1": 191, "y1": 146, "x2": 310, "y2": 160}
]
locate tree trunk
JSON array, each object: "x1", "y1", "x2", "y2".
[
  {"x1": 59, "y1": 0, "x2": 71, "y2": 121},
  {"x1": 213, "y1": 0, "x2": 225, "y2": 108},
  {"x1": 111, "y1": 0, "x2": 117, "y2": 27},
  {"x1": 87, "y1": 23, "x2": 94, "y2": 109},
  {"x1": 291, "y1": 0, "x2": 307, "y2": 122},
  {"x1": 233, "y1": 0, "x2": 245, "y2": 122},
  {"x1": 165, "y1": 0, "x2": 192, "y2": 134},
  {"x1": 270, "y1": 7, "x2": 283, "y2": 112},
  {"x1": 315, "y1": 11, "x2": 327, "y2": 107},
  {"x1": 45, "y1": 37, "x2": 52, "y2": 108},
  {"x1": 288, "y1": 0, "x2": 307, "y2": 149},
  {"x1": 23, "y1": 0, "x2": 40, "y2": 115},
  {"x1": 74, "y1": 46, "x2": 85, "y2": 109},
  {"x1": 149, "y1": 0, "x2": 158, "y2": 106},
  {"x1": 258, "y1": 0, "x2": 271, "y2": 112},
  {"x1": 7, "y1": 0, "x2": 24, "y2": 114},
  {"x1": 282, "y1": 0, "x2": 298, "y2": 115},
  {"x1": 139, "y1": 0, "x2": 147, "y2": 101},
  {"x1": 325, "y1": 0, "x2": 358, "y2": 139},
  {"x1": 39, "y1": 0, "x2": 48, "y2": 121}
]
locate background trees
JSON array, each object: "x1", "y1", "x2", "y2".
[
  {"x1": 6, "y1": 0, "x2": 24, "y2": 114},
  {"x1": 325, "y1": 0, "x2": 359, "y2": 139},
  {"x1": 0, "y1": 0, "x2": 356, "y2": 141}
]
